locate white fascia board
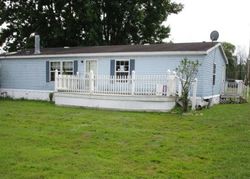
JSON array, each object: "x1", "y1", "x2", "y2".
[
  {"x1": 206, "y1": 43, "x2": 229, "y2": 64},
  {"x1": 0, "y1": 51, "x2": 207, "y2": 59},
  {"x1": 206, "y1": 43, "x2": 221, "y2": 54},
  {"x1": 219, "y1": 45, "x2": 229, "y2": 64},
  {"x1": 203, "y1": 94, "x2": 220, "y2": 99}
]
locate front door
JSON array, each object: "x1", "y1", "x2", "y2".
[
  {"x1": 86, "y1": 60, "x2": 97, "y2": 74},
  {"x1": 85, "y1": 60, "x2": 97, "y2": 90}
]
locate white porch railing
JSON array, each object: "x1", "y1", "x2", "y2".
[
  {"x1": 223, "y1": 81, "x2": 248, "y2": 100},
  {"x1": 55, "y1": 70, "x2": 180, "y2": 97}
]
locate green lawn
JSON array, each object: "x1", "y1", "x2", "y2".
[{"x1": 0, "y1": 99, "x2": 249, "y2": 178}]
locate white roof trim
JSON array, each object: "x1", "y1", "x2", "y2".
[
  {"x1": 206, "y1": 43, "x2": 228, "y2": 64},
  {"x1": 203, "y1": 94, "x2": 220, "y2": 99},
  {"x1": 206, "y1": 43, "x2": 220, "y2": 53},
  {"x1": 0, "y1": 51, "x2": 207, "y2": 59}
]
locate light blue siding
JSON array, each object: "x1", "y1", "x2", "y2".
[
  {"x1": 0, "y1": 59, "x2": 53, "y2": 90},
  {"x1": 198, "y1": 47, "x2": 226, "y2": 97},
  {"x1": 95, "y1": 55, "x2": 204, "y2": 96},
  {"x1": 95, "y1": 55, "x2": 203, "y2": 75},
  {"x1": 0, "y1": 46, "x2": 226, "y2": 97},
  {"x1": 0, "y1": 57, "x2": 82, "y2": 90}
]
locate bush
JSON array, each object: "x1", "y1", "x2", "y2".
[{"x1": 49, "y1": 92, "x2": 54, "y2": 102}]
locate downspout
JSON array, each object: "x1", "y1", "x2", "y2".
[{"x1": 212, "y1": 42, "x2": 216, "y2": 100}]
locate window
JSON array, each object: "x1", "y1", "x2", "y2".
[
  {"x1": 62, "y1": 61, "x2": 73, "y2": 75},
  {"x1": 213, "y1": 63, "x2": 216, "y2": 85},
  {"x1": 50, "y1": 61, "x2": 73, "y2": 81},
  {"x1": 115, "y1": 60, "x2": 129, "y2": 78},
  {"x1": 50, "y1": 62, "x2": 60, "y2": 81}
]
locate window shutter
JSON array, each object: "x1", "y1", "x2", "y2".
[
  {"x1": 46, "y1": 61, "x2": 50, "y2": 82},
  {"x1": 110, "y1": 60, "x2": 115, "y2": 76},
  {"x1": 74, "y1": 60, "x2": 78, "y2": 75},
  {"x1": 130, "y1": 59, "x2": 135, "y2": 74}
]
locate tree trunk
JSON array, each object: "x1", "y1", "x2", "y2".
[
  {"x1": 182, "y1": 91, "x2": 189, "y2": 112},
  {"x1": 183, "y1": 99, "x2": 189, "y2": 112}
]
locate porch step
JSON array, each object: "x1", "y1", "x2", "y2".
[
  {"x1": 220, "y1": 95, "x2": 247, "y2": 104},
  {"x1": 176, "y1": 100, "x2": 183, "y2": 107}
]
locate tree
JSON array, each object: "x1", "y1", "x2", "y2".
[
  {"x1": 0, "y1": 0, "x2": 183, "y2": 52},
  {"x1": 247, "y1": 59, "x2": 250, "y2": 85},
  {"x1": 176, "y1": 58, "x2": 200, "y2": 112},
  {"x1": 236, "y1": 47, "x2": 247, "y2": 80},
  {"x1": 222, "y1": 42, "x2": 237, "y2": 79}
]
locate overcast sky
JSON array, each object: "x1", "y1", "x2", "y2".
[{"x1": 166, "y1": 0, "x2": 250, "y2": 56}]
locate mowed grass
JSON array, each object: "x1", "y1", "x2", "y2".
[{"x1": 0, "y1": 99, "x2": 249, "y2": 178}]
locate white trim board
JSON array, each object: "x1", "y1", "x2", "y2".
[
  {"x1": 206, "y1": 43, "x2": 228, "y2": 64},
  {"x1": 202, "y1": 94, "x2": 220, "y2": 99},
  {"x1": 0, "y1": 51, "x2": 207, "y2": 59}
]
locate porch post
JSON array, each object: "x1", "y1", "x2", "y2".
[
  {"x1": 166, "y1": 70, "x2": 170, "y2": 96},
  {"x1": 89, "y1": 70, "x2": 94, "y2": 94},
  {"x1": 247, "y1": 85, "x2": 249, "y2": 102},
  {"x1": 224, "y1": 81, "x2": 228, "y2": 94},
  {"x1": 76, "y1": 72, "x2": 79, "y2": 92},
  {"x1": 192, "y1": 78, "x2": 198, "y2": 110},
  {"x1": 178, "y1": 79, "x2": 182, "y2": 96},
  {"x1": 166, "y1": 70, "x2": 176, "y2": 96},
  {"x1": 55, "y1": 69, "x2": 58, "y2": 92},
  {"x1": 237, "y1": 82, "x2": 243, "y2": 96},
  {"x1": 173, "y1": 71, "x2": 177, "y2": 96},
  {"x1": 131, "y1": 71, "x2": 135, "y2": 95}
]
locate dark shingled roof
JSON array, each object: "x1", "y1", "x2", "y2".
[{"x1": 0, "y1": 42, "x2": 219, "y2": 56}]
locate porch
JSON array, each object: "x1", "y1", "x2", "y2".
[
  {"x1": 220, "y1": 81, "x2": 249, "y2": 103},
  {"x1": 54, "y1": 70, "x2": 186, "y2": 111}
]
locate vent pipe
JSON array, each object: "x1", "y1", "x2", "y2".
[{"x1": 34, "y1": 33, "x2": 40, "y2": 54}]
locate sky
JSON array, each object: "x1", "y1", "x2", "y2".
[{"x1": 166, "y1": 0, "x2": 250, "y2": 56}]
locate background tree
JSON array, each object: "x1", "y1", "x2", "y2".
[
  {"x1": 247, "y1": 52, "x2": 250, "y2": 85},
  {"x1": 236, "y1": 47, "x2": 247, "y2": 80},
  {"x1": 0, "y1": 0, "x2": 183, "y2": 52},
  {"x1": 176, "y1": 58, "x2": 200, "y2": 112},
  {"x1": 222, "y1": 42, "x2": 237, "y2": 79}
]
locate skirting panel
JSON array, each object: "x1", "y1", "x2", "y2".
[{"x1": 0, "y1": 88, "x2": 53, "y2": 101}]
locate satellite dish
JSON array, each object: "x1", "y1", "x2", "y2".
[{"x1": 210, "y1": 30, "x2": 219, "y2": 41}]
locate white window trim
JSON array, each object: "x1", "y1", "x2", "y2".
[
  {"x1": 62, "y1": 61, "x2": 74, "y2": 75},
  {"x1": 114, "y1": 59, "x2": 130, "y2": 83},
  {"x1": 49, "y1": 60, "x2": 74, "y2": 82},
  {"x1": 49, "y1": 61, "x2": 61, "y2": 82},
  {"x1": 115, "y1": 59, "x2": 130, "y2": 76},
  {"x1": 84, "y1": 59, "x2": 98, "y2": 75}
]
